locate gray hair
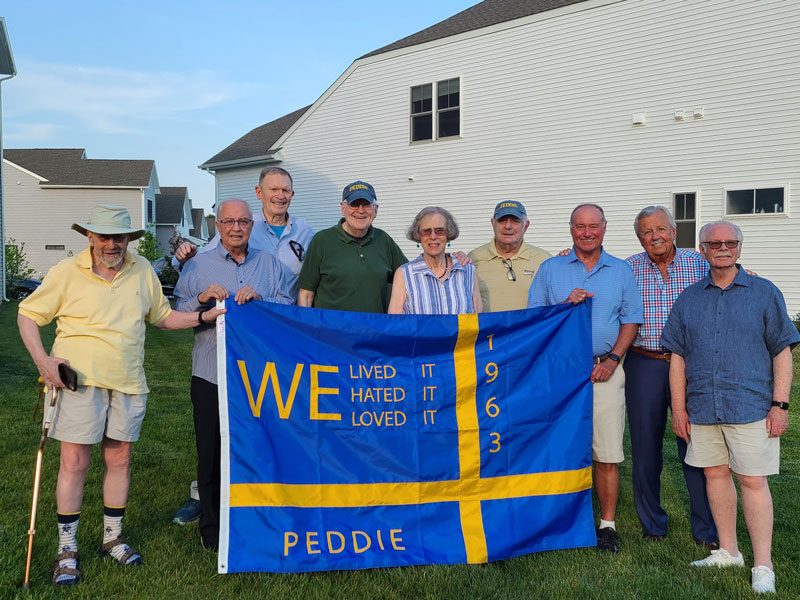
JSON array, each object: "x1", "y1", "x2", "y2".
[
  {"x1": 259, "y1": 166, "x2": 293, "y2": 187},
  {"x1": 633, "y1": 206, "x2": 677, "y2": 236},
  {"x1": 217, "y1": 198, "x2": 253, "y2": 218},
  {"x1": 699, "y1": 220, "x2": 743, "y2": 244},
  {"x1": 570, "y1": 203, "x2": 606, "y2": 224},
  {"x1": 407, "y1": 207, "x2": 460, "y2": 243}
]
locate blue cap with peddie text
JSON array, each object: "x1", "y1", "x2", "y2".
[
  {"x1": 342, "y1": 180, "x2": 377, "y2": 205},
  {"x1": 494, "y1": 200, "x2": 527, "y2": 220}
]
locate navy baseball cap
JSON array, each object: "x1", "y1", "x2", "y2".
[
  {"x1": 494, "y1": 200, "x2": 527, "y2": 220},
  {"x1": 342, "y1": 180, "x2": 377, "y2": 204}
]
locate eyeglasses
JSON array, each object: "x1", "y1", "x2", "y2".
[
  {"x1": 289, "y1": 240, "x2": 304, "y2": 262},
  {"x1": 702, "y1": 240, "x2": 739, "y2": 250},
  {"x1": 570, "y1": 223, "x2": 604, "y2": 233},
  {"x1": 420, "y1": 227, "x2": 447, "y2": 239},
  {"x1": 94, "y1": 233, "x2": 129, "y2": 243},
  {"x1": 217, "y1": 218, "x2": 253, "y2": 229},
  {"x1": 501, "y1": 258, "x2": 516, "y2": 281}
]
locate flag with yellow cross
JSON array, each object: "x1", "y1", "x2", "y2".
[{"x1": 216, "y1": 300, "x2": 595, "y2": 573}]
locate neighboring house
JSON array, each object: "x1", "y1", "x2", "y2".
[
  {"x1": 199, "y1": 0, "x2": 800, "y2": 314},
  {"x1": 2, "y1": 148, "x2": 158, "y2": 277},
  {"x1": 156, "y1": 186, "x2": 191, "y2": 253},
  {"x1": 190, "y1": 208, "x2": 209, "y2": 243}
]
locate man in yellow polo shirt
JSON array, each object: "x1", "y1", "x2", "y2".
[
  {"x1": 468, "y1": 201, "x2": 551, "y2": 311},
  {"x1": 17, "y1": 204, "x2": 224, "y2": 586}
]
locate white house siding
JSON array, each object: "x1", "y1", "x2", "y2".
[
  {"x1": 215, "y1": 165, "x2": 264, "y2": 208},
  {"x1": 222, "y1": 0, "x2": 800, "y2": 313},
  {"x1": 3, "y1": 163, "x2": 149, "y2": 277}
]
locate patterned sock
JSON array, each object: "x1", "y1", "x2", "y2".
[
  {"x1": 599, "y1": 519, "x2": 616, "y2": 531},
  {"x1": 56, "y1": 512, "x2": 80, "y2": 584},
  {"x1": 190, "y1": 480, "x2": 199, "y2": 501},
  {"x1": 103, "y1": 505, "x2": 141, "y2": 565}
]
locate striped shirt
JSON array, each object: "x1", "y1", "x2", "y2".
[
  {"x1": 401, "y1": 255, "x2": 475, "y2": 315},
  {"x1": 175, "y1": 243, "x2": 293, "y2": 384},
  {"x1": 626, "y1": 249, "x2": 708, "y2": 352}
]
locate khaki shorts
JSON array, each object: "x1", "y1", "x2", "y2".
[
  {"x1": 49, "y1": 385, "x2": 147, "y2": 445},
  {"x1": 686, "y1": 419, "x2": 779, "y2": 476},
  {"x1": 592, "y1": 363, "x2": 625, "y2": 463}
]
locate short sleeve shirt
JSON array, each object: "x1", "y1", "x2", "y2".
[
  {"x1": 18, "y1": 248, "x2": 172, "y2": 394},
  {"x1": 660, "y1": 266, "x2": 800, "y2": 424}
]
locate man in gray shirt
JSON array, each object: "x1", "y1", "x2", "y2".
[{"x1": 174, "y1": 198, "x2": 292, "y2": 550}]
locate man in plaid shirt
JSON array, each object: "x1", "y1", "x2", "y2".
[{"x1": 624, "y1": 206, "x2": 718, "y2": 548}]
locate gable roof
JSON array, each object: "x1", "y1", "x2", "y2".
[
  {"x1": 199, "y1": 105, "x2": 311, "y2": 169},
  {"x1": 189, "y1": 208, "x2": 205, "y2": 238},
  {"x1": 155, "y1": 186, "x2": 188, "y2": 223},
  {"x1": 3, "y1": 148, "x2": 155, "y2": 188},
  {"x1": 363, "y1": 0, "x2": 588, "y2": 58},
  {"x1": 200, "y1": 0, "x2": 590, "y2": 171}
]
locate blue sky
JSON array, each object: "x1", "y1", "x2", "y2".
[{"x1": 1, "y1": 1, "x2": 476, "y2": 212}]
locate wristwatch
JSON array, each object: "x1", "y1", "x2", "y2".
[
  {"x1": 197, "y1": 309, "x2": 206, "y2": 325},
  {"x1": 607, "y1": 353, "x2": 621, "y2": 363},
  {"x1": 771, "y1": 401, "x2": 789, "y2": 410}
]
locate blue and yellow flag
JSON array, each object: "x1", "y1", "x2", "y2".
[{"x1": 217, "y1": 301, "x2": 595, "y2": 573}]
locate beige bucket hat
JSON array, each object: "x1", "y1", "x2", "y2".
[{"x1": 71, "y1": 204, "x2": 145, "y2": 240}]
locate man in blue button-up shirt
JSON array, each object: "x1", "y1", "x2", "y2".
[
  {"x1": 174, "y1": 198, "x2": 292, "y2": 551},
  {"x1": 661, "y1": 221, "x2": 798, "y2": 594},
  {"x1": 529, "y1": 203, "x2": 643, "y2": 554}
]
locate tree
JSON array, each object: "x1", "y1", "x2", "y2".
[
  {"x1": 4, "y1": 237, "x2": 35, "y2": 282},
  {"x1": 136, "y1": 227, "x2": 163, "y2": 262}
]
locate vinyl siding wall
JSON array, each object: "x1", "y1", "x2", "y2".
[
  {"x1": 3, "y1": 163, "x2": 147, "y2": 277},
  {"x1": 220, "y1": 0, "x2": 800, "y2": 312}
]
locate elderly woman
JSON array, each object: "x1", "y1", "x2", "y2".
[{"x1": 388, "y1": 207, "x2": 482, "y2": 314}]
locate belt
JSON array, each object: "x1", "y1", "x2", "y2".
[
  {"x1": 631, "y1": 346, "x2": 672, "y2": 362},
  {"x1": 593, "y1": 352, "x2": 611, "y2": 364}
]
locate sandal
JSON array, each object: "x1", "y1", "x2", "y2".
[
  {"x1": 52, "y1": 550, "x2": 82, "y2": 586},
  {"x1": 97, "y1": 535, "x2": 143, "y2": 566}
]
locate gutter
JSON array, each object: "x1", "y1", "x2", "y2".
[{"x1": 1, "y1": 70, "x2": 17, "y2": 302}]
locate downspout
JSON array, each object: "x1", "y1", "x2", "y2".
[{"x1": 1, "y1": 71, "x2": 17, "y2": 301}]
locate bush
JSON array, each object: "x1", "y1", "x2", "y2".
[
  {"x1": 136, "y1": 228, "x2": 163, "y2": 262},
  {"x1": 794, "y1": 312, "x2": 800, "y2": 333},
  {"x1": 4, "y1": 237, "x2": 35, "y2": 282}
]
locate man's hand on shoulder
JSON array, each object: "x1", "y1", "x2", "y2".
[
  {"x1": 175, "y1": 242, "x2": 197, "y2": 266},
  {"x1": 564, "y1": 288, "x2": 593, "y2": 305},
  {"x1": 766, "y1": 406, "x2": 789, "y2": 437}
]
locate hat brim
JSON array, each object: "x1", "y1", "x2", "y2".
[
  {"x1": 494, "y1": 209, "x2": 527, "y2": 220},
  {"x1": 72, "y1": 223, "x2": 145, "y2": 241}
]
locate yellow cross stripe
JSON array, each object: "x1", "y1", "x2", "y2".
[
  {"x1": 453, "y1": 313, "x2": 486, "y2": 563},
  {"x1": 229, "y1": 467, "x2": 592, "y2": 507}
]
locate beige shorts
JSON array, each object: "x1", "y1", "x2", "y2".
[
  {"x1": 686, "y1": 419, "x2": 780, "y2": 476},
  {"x1": 49, "y1": 385, "x2": 147, "y2": 445},
  {"x1": 592, "y1": 364, "x2": 625, "y2": 463}
]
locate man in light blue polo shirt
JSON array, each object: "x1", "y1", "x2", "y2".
[
  {"x1": 528, "y1": 203, "x2": 643, "y2": 554},
  {"x1": 174, "y1": 167, "x2": 314, "y2": 299}
]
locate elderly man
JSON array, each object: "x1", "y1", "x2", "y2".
[
  {"x1": 297, "y1": 180, "x2": 407, "y2": 313},
  {"x1": 174, "y1": 198, "x2": 292, "y2": 551},
  {"x1": 17, "y1": 205, "x2": 223, "y2": 585},
  {"x1": 528, "y1": 203, "x2": 643, "y2": 554},
  {"x1": 174, "y1": 167, "x2": 314, "y2": 299},
  {"x1": 662, "y1": 221, "x2": 798, "y2": 594},
  {"x1": 468, "y1": 200, "x2": 551, "y2": 311},
  {"x1": 624, "y1": 206, "x2": 717, "y2": 547}
]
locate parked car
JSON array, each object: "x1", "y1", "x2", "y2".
[
  {"x1": 150, "y1": 257, "x2": 177, "y2": 298},
  {"x1": 7, "y1": 277, "x2": 42, "y2": 300}
]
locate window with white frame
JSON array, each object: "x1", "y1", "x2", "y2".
[
  {"x1": 673, "y1": 192, "x2": 696, "y2": 249},
  {"x1": 725, "y1": 186, "x2": 786, "y2": 216},
  {"x1": 410, "y1": 78, "x2": 460, "y2": 142}
]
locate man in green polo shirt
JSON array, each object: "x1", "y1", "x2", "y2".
[{"x1": 297, "y1": 180, "x2": 407, "y2": 313}]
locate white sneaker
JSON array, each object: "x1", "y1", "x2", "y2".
[
  {"x1": 751, "y1": 565, "x2": 776, "y2": 594},
  {"x1": 691, "y1": 548, "x2": 745, "y2": 567}
]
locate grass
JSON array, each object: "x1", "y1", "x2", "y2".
[{"x1": 0, "y1": 301, "x2": 798, "y2": 599}]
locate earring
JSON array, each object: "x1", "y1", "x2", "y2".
[
  {"x1": 447, "y1": 242, "x2": 451, "y2": 247},
  {"x1": 416, "y1": 243, "x2": 420, "y2": 248}
]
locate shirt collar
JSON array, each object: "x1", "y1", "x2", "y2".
[
  {"x1": 489, "y1": 240, "x2": 529, "y2": 260},
  {"x1": 567, "y1": 246, "x2": 610, "y2": 266},
  {"x1": 335, "y1": 218, "x2": 374, "y2": 245},
  {"x1": 214, "y1": 241, "x2": 250, "y2": 262},
  {"x1": 702, "y1": 264, "x2": 748, "y2": 289}
]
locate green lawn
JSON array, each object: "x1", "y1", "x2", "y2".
[{"x1": 1, "y1": 302, "x2": 798, "y2": 599}]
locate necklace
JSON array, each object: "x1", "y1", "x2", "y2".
[{"x1": 426, "y1": 254, "x2": 451, "y2": 280}]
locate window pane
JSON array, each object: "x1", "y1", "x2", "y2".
[
  {"x1": 685, "y1": 193, "x2": 696, "y2": 219},
  {"x1": 438, "y1": 78, "x2": 459, "y2": 110},
  {"x1": 727, "y1": 189, "x2": 754, "y2": 215},
  {"x1": 674, "y1": 194, "x2": 685, "y2": 220},
  {"x1": 412, "y1": 114, "x2": 433, "y2": 141},
  {"x1": 755, "y1": 188, "x2": 784, "y2": 213},
  {"x1": 676, "y1": 223, "x2": 695, "y2": 249},
  {"x1": 438, "y1": 108, "x2": 460, "y2": 138},
  {"x1": 411, "y1": 84, "x2": 432, "y2": 115}
]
